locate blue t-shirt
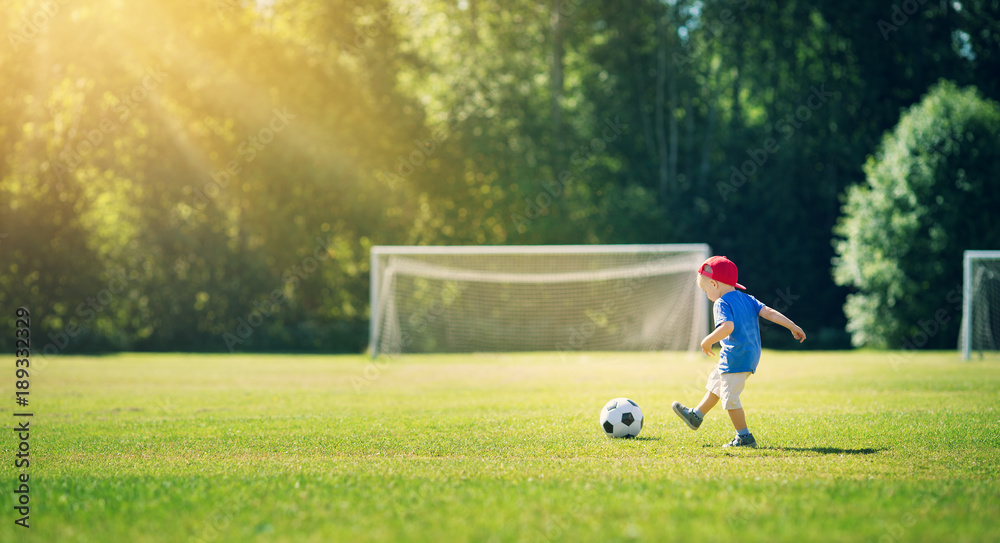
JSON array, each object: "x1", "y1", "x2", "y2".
[{"x1": 713, "y1": 291, "x2": 765, "y2": 374}]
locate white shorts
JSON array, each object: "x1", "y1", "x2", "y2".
[{"x1": 706, "y1": 368, "x2": 751, "y2": 410}]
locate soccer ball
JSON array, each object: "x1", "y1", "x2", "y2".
[{"x1": 599, "y1": 397, "x2": 643, "y2": 438}]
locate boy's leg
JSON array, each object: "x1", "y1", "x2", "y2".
[
  {"x1": 672, "y1": 391, "x2": 718, "y2": 431},
  {"x1": 723, "y1": 407, "x2": 756, "y2": 447},
  {"x1": 696, "y1": 391, "x2": 720, "y2": 415},
  {"x1": 718, "y1": 373, "x2": 757, "y2": 448},
  {"x1": 673, "y1": 369, "x2": 723, "y2": 431},
  {"x1": 727, "y1": 407, "x2": 747, "y2": 432}
]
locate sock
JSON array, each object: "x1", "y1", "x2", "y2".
[
  {"x1": 693, "y1": 408, "x2": 705, "y2": 419},
  {"x1": 737, "y1": 428, "x2": 750, "y2": 436}
]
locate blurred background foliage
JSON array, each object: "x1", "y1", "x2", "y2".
[
  {"x1": 834, "y1": 82, "x2": 1000, "y2": 348},
  {"x1": 1, "y1": 0, "x2": 998, "y2": 353}
]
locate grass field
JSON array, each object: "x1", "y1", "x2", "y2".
[{"x1": 2, "y1": 350, "x2": 999, "y2": 542}]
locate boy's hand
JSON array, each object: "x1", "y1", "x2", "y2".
[
  {"x1": 700, "y1": 321, "x2": 733, "y2": 357},
  {"x1": 791, "y1": 325, "x2": 807, "y2": 343},
  {"x1": 700, "y1": 337, "x2": 716, "y2": 357}
]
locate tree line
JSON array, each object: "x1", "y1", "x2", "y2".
[{"x1": 2, "y1": 0, "x2": 998, "y2": 353}]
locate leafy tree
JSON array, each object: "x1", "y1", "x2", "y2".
[
  {"x1": 3, "y1": 0, "x2": 999, "y2": 354},
  {"x1": 833, "y1": 81, "x2": 1000, "y2": 348},
  {"x1": 0, "y1": 0, "x2": 422, "y2": 353}
]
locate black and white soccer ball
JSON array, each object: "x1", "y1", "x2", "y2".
[{"x1": 599, "y1": 397, "x2": 643, "y2": 438}]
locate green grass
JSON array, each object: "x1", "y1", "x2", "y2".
[{"x1": 2, "y1": 351, "x2": 999, "y2": 542}]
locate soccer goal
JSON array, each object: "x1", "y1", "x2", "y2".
[
  {"x1": 960, "y1": 250, "x2": 1000, "y2": 360},
  {"x1": 369, "y1": 244, "x2": 711, "y2": 357}
]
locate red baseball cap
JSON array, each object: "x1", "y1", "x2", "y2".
[{"x1": 698, "y1": 256, "x2": 745, "y2": 290}]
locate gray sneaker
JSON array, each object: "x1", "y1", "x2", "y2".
[
  {"x1": 723, "y1": 434, "x2": 757, "y2": 448},
  {"x1": 671, "y1": 401, "x2": 702, "y2": 430}
]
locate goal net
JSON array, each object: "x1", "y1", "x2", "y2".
[
  {"x1": 961, "y1": 250, "x2": 1000, "y2": 359},
  {"x1": 369, "y1": 244, "x2": 711, "y2": 356}
]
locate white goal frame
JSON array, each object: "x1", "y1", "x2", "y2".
[
  {"x1": 962, "y1": 250, "x2": 1000, "y2": 360},
  {"x1": 369, "y1": 244, "x2": 712, "y2": 357}
]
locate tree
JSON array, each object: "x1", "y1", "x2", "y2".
[
  {"x1": 0, "y1": 0, "x2": 422, "y2": 353},
  {"x1": 833, "y1": 81, "x2": 1000, "y2": 348},
  {"x1": 4, "y1": 0, "x2": 999, "y2": 354}
]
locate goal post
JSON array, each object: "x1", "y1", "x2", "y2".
[
  {"x1": 961, "y1": 250, "x2": 1000, "y2": 360},
  {"x1": 369, "y1": 244, "x2": 712, "y2": 357}
]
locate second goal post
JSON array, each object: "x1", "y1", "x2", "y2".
[
  {"x1": 961, "y1": 250, "x2": 1000, "y2": 360},
  {"x1": 369, "y1": 244, "x2": 711, "y2": 356}
]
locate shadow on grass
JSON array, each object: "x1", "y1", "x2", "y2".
[
  {"x1": 768, "y1": 447, "x2": 885, "y2": 455},
  {"x1": 700, "y1": 445, "x2": 885, "y2": 454}
]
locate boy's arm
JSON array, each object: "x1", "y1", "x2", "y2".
[
  {"x1": 701, "y1": 321, "x2": 735, "y2": 357},
  {"x1": 759, "y1": 306, "x2": 807, "y2": 342}
]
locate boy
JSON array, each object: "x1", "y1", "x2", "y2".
[{"x1": 672, "y1": 256, "x2": 806, "y2": 448}]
